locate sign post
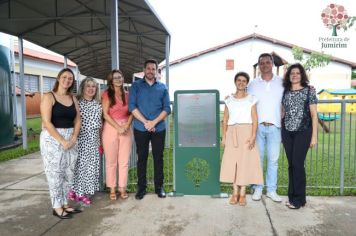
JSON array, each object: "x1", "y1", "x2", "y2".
[{"x1": 173, "y1": 90, "x2": 220, "y2": 195}]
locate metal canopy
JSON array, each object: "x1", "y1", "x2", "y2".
[{"x1": 0, "y1": 0, "x2": 170, "y2": 80}]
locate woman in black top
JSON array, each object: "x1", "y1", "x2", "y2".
[
  {"x1": 281, "y1": 63, "x2": 318, "y2": 209},
  {"x1": 40, "y1": 68, "x2": 81, "y2": 219}
]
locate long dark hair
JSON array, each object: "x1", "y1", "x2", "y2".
[
  {"x1": 52, "y1": 68, "x2": 75, "y2": 94},
  {"x1": 283, "y1": 63, "x2": 309, "y2": 91},
  {"x1": 107, "y1": 69, "x2": 126, "y2": 107}
]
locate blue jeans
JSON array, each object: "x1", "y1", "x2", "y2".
[{"x1": 254, "y1": 124, "x2": 281, "y2": 192}]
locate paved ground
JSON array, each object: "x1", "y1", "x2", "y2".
[{"x1": 0, "y1": 152, "x2": 355, "y2": 236}]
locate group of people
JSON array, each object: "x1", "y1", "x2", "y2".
[
  {"x1": 40, "y1": 53, "x2": 317, "y2": 220},
  {"x1": 220, "y1": 53, "x2": 318, "y2": 209},
  {"x1": 40, "y1": 59, "x2": 170, "y2": 219}
]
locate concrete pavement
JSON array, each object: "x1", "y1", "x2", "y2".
[{"x1": 0, "y1": 152, "x2": 355, "y2": 236}]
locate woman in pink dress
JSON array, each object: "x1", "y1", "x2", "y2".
[{"x1": 102, "y1": 69, "x2": 133, "y2": 200}]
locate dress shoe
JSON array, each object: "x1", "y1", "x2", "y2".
[
  {"x1": 155, "y1": 189, "x2": 166, "y2": 198},
  {"x1": 52, "y1": 209, "x2": 72, "y2": 219},
  {"x1": 135, "y1": 189, "x2": 146, "y2": 200}
]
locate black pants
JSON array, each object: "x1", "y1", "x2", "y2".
[
  {"x1": 282, "y1": 127, "x2": 312, "y2": 207},
  {"x1": 134, "y1": 129, "x2": 166, "y2": 191}
]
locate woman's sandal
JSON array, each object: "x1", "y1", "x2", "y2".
[
  {"x1": 229, "y1": 194, "x2": 239, "y2": 205},
  {"x1": 287, "y1": 203, "x2": 306, "y2": 210},
  {"x1": 81, "y1": 195, "x2": 91, "y2": 205},
  {"x1": 120, "y1": 191, "x2": 129, "y2": 199},
  {"x1": 63, "y1": 206, "x2": 82, "y2": 214},
  {"x1": 286, "y1": 201, "x2": 305, "y2": 209},
  {"x1": 52, "y1": 208, "x2": 72, "y2": 219},
  {"x1": 109, "y1": 192, "x2": 117, "y2": 200},
  {"x1": 68, "y1": 190, "x2": 77, "y2": 201},
  {"x1": 239, "y1": 195, "x2": 247, "y2": 206},
  {"x1": 287, "y1": 204, "x2": 300, "y2": 209}
]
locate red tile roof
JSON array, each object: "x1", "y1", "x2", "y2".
[{"x1": 13, "y1": 47, "x2": 76, "y2": 67}]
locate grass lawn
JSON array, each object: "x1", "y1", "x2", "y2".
[{"x1": 0, "y1": 117, "x2": 41, "y2": 162}]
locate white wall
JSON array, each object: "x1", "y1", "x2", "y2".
[
  {"x1": 162, "y1": 38, "x2": 352, "y2": 99},
  {"x1": 308, "y1": 63, "x2": 351, "y2": 92}
]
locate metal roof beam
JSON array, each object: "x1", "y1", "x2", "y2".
[
  {"x1": 75, "y1": 0, "x2": 110, "y2": 32},
  {"x1": 45, "y1": 27, "x2": 107, "y2": 48},
  {"x1": 120, "y1": 0, "x2": 151, "y2": 14}
]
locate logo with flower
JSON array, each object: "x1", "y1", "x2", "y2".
[{"x1": 321, "y1": 4, "x2": 348, "y2": 36}]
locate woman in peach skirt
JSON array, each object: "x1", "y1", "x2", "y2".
[{"x1": 220, "y1": 72, "x2": 263, "y2": 206}]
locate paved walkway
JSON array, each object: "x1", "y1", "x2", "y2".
[{"x1": 0, "y1": 152, "x2": 355, "y2": 236}]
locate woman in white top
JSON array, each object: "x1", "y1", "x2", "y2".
[{"x1": 220, "y1": 72, "x2": 264, "y2": 206}]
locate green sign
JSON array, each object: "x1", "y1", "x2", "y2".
[{"x1": 174, "y1": 90, "x2": 220, "y2": 195}]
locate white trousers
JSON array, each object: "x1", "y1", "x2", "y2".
[{"x1": 40, "y1": 128, "x2": 77, "y2": 208}]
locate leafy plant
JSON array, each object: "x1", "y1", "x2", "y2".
[
  {"x1": 344, "y1": 16, "x2": 356, "y2": 31},
  {"x1": 292, "y1": 46, "x2": 331, "y2": 71},
  {"x1": 185, "y1": 158, "x2": 210, "y2": 188}
]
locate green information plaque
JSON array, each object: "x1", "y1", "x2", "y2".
[{"x1": 174, "y1": 90, "x2": 220, "y2": 195}]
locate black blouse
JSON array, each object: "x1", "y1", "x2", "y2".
[{"x1": 282, "y1": 87, "x2": 317, "y2": 131}]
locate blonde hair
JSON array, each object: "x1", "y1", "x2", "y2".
[{"x1": 77, "y1": 77, "x2": 100, "y2": 102}]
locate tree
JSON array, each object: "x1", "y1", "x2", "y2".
[
  {"x1": 352, "y1": 71, "x2": 356, "y2": 89},
  {"x1": 291, "y1": 46, "x2": 331, "y2": 71},
  {"x1": 321, "y1": 4, "x2": 349, "y2": 36},
  {"x1": 344, "y1": 16, "x2": 356, "y2": 31}
]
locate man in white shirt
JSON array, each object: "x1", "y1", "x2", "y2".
[{"x1": 247, "y1": 53, "x2": 284, "y2": 202}]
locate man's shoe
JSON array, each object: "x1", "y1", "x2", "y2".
[
  {"x1": 135, "y1": 190, "x2": 146, "y2": 200},
  {"x1": 155, "y1": 189, "x2": 166, "y2": 198},
  {"x1": 266, "y1": 191, "x2": 282, "y2": 202},
  {"x1": 252, "y1": 189, "x2": 262, "y2": 201}
]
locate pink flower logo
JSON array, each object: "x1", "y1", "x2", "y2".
[{"x1": 321, "y1": 3, "x2": 348, "y2": 36}]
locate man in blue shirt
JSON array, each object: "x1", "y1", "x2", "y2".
[{"x1": 129, "y1": 59, "x2": 171, "y2": 200}]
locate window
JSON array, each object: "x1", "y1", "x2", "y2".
[
  {"x1": 43, "y1": 76, "x2": 56, "y2": 92},
  {"x1": 100, "y1": 83, "x2": 107, "y2": 91},
  {"x1": 15, "y1": 73, "x2": 39, "y2": 92},
  {"x1": 43, "y1": 76, "x2": 78, "y2": 94},
  {"x1": 72, "y1": 80, "x2": 78, "y2": 94},
  {"x1": 226, "y1": 59, "x2": 234, "y2": 70}
]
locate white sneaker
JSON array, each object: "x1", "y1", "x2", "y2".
[
  {"x1": 252, "y1": 189, "x2": 262, "y2": 201},
  {"x1": 266, "y1": 191, "x2": 282, "y2": 202}
]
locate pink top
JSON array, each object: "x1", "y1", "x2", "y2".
[{"x1": 102, "y1": 91, "x2": 130, "y2": 120}]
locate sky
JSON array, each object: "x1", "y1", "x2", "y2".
[
  {"x1": 23, "y1": 0, "x2": 356, "y2": 65},
  {"x1": 147, "y1": 0, "x2": 356, "y2": 63}
]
